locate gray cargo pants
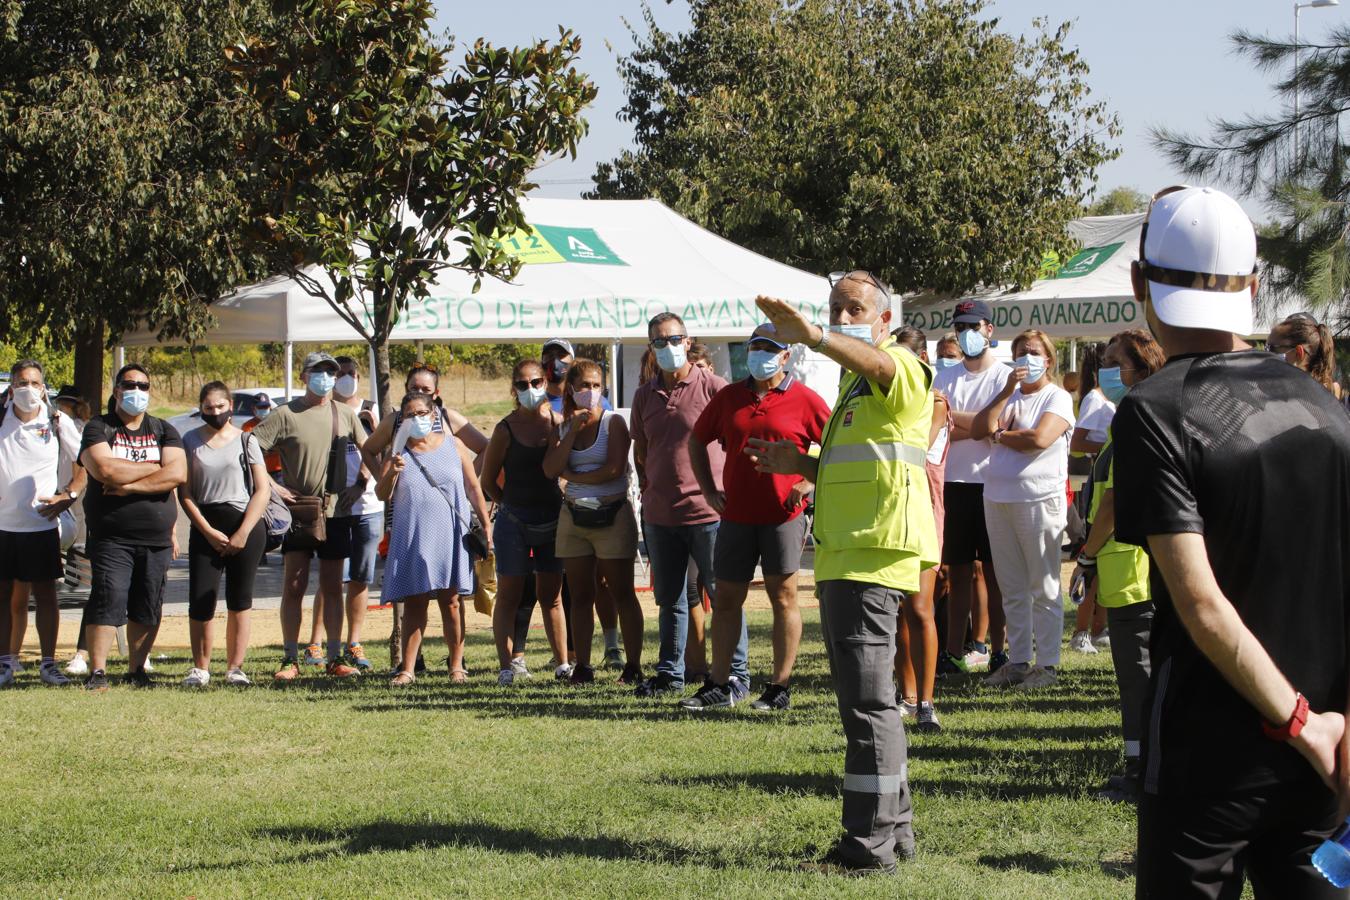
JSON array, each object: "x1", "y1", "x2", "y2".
[{"x1": 818, "y1": 579, "x2": 914, "y2": 867}]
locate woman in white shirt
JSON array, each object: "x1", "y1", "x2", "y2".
[{"x1": 971, "y1": 329, "x2": 1075, "y2": 691}]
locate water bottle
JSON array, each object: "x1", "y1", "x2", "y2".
[{"x1": 1313, "y1": 816, "x2": 1350, "y2": 887}]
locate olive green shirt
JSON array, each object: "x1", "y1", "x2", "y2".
[{"x1": 250, "y1": 397, "x2": 361, "y2": 515}]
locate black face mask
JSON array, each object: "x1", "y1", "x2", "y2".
[{"x1": 201, "y1": 411, "x2": 230, "y2": 430}]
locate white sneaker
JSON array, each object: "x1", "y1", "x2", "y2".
[
  {"x1": 40, "y1": 663, "x2": 71, "y2": 686},
  {"x1": 554, "y1": 663, "x2": 574, "y2": 681},
  {"x1": 962, "y1": 647, "x2": 991, "y2": 670},
  {"x1": 497, "y1": 669, "x2": 515, "y2": 687},
  {"x1": 1016, "y1": 666, "x2": 1059, "y2": 690},
  {"x1": 509, "y1": 657, "x2": 531, "y2": 679},
  {"x1": 0, "y1": 665, "x2": 12, "y2": 688},
  {"x1": 225, "y1": 668, "x2": 251, "y2": 686},
  {"x1": 1093, "y1": 629, "x2": 1111, "y2": 649},
  {"x1": 898, "y1": 700, "x2": 918, "y2": 718},
  {"x1": 65, "y1": 654, "x2": 89, "y2": 677},
  {"x1": 182, "y1": 667, "x2": 211, "y2": 687},
  {"x1": 142, "y1": 659, "x2": 156, "y2": 674},
  {"x1": 985, "y1": 662, "x2": 1031, "y2": 687},
  {"x1": 1069, "y1": 631, "x2": 1098, "y2": 654}
]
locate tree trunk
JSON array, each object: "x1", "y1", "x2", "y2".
[
  {"x1": 73, "y1": 319, "x2": 106, "y2": 413},
  {"x1": 372, "y1": 337, "x2": 393, "y2": 420}
]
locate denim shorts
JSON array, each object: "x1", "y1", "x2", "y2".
[
  {"x1": 494, "y1": 503, "x2": 563, "y2": 577},
  {"x1": 343, "y1": 512, "x2": 383, "y2": 585}
]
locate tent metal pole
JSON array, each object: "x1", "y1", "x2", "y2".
[
  {"x1": 367, "y1": 342, "x2": 379, "y2": 420},
  {"x1": 1069, "y1": 339, "x2": 1078, "y2": 372},
  {"x1": 284, "y1": 341, "x2": 294, "y2": 400},
  {"x1": 609, "y1": 339, "x2": 621, "y2": 407},
  {"x1": 114, "y1": 346, "x2": 125, "y2": 373}
]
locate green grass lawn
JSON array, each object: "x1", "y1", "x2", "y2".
[{"x1": 2, "y1": 609, "x2": 1138, "y2": 898}]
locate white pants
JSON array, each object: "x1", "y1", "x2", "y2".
[{"x1": 983, "y1": 494, "x2": 1066, "y2": 668}]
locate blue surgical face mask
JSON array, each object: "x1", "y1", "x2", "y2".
[
  {"x1": 119, "y1": 387, "x2": 149, "y2": 416},
  {"x1": 517, "y1": 386, "x2": 548, "y2": 409},
  {"x1": 936, "y1": 357, "x2": 962, "y2": 370},
  {"x1": 254, "y1": 406, "x2": 272, "y2": 419},
  {"x1": 829, "y1": 318, "x2": 878, "y2": 344},
  {"x1": 408, "y1": 414, "x2": 433, "y2": 438},
  {"x1": 958, "y1": 328, "x2": 988, "y2": 358},
  {"x1": 747, "y1": 349, "x2": 784, "y2": 381},
  {"x1": 655, "y1": 342, "x2": 687, "y2": 373},
  {"x1": 307, "y1": 370, "x2": 336, "y2": 396},
  {"x1": 1014, "y1": 354, "x2": 1047, "y2": 384},
  {"x1": 1098, "y1": 366, "x2": 1128, "y2": 403}
]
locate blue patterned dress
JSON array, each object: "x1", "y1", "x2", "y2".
[{"x1": 383, "y1": 435, "x2": 473, "y2": 601}]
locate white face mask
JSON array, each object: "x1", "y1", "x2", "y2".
[
  {"x1": 517, "y1": 386, "x2": 548, "y2": 409},
  {"x1": 830, "y1": 317, "x2": 879, "y2": 345},
  {"x1": 335, "y1": 374, "x2": 358, "y2": 398},
  {"x1": 11, "y1": 385, "x2": 43, "y2": 413}
]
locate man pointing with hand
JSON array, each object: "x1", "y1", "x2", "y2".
[{"x1": 747, "y1": 272, "x2": 938, "y2": 875}]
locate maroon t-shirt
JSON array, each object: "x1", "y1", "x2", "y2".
[
  {"x1": 693, "y1": 376, "x2": 831, "y2": 525},
  {"x1": 631, "y1": 365, "x2": 726, "y2": 527}
]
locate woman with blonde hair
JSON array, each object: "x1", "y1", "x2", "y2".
[{"x1": 971, "y1": 329, "x2": 1075, "y2": 690}]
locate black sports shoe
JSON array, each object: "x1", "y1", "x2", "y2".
[
  {"x1": 84, "y1": 670, "x2": 110, "y2": 693},
  {"x1": 680, "y1": 680, "x2": 735, "y2": 710},
  {"x1": 799, "y1": 845, "x2": 899, "y2": 877},
  {"x1": 567, "y1": 664, "x2": 595, "y2": 686},
  {"x1": 987, "y1": 650, "x2": 1009, "y2": 673},
  {"x1": 749, "y1": 683, "x2": 791, "y2": 711},
  {"x1": 634, "y1": 672, "x2": 681, "y2": 698},
  {"x1": 616, "y1": 662, "x2": 643, "y2": 686},
  {"x1": 935, "y1": 652, "x2": 968, "y2": 677},
  {"x1": 123, "y1": 667, "x2": 154, "y2": 688}
]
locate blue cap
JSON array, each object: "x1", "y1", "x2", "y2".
[{"x1": 749, "y1": 323, "x2": 789, "y2": 349}]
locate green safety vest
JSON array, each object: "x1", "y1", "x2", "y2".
[{"x1": 813, "y1": 338, "x2": 940, "y2": 568}]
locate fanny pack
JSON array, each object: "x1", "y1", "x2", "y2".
[
  {"x1": 498, "y1": 505, "x2": 559, "y2": 546},
  {"x1": 567, "y1": 497, "x2": 625, "y2": 529}
]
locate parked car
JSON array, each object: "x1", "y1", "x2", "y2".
[{"x1": 167, "y1": 387, "x2": 287, "y2": 436}]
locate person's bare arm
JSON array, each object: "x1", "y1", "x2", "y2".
[
  {"x1": 478, "y1": 423, "x2": 510, "y2": 503},
  {"x1": 80, "y1": 443, "x2": 158, "y2": 486},
  {"x1": 688, "y1": 433, "x2": 723, "y2": 514},
  {"x1": 374, "y1": 454, "x2": 402, "y2": 502},
  {"x1": 179, "y1": 489, "x2": 226, "y2": 550},
  {"x1": 230, "y1": 461, "x2": 271, "y2": 554},
  {"x1": 359, "y1": 412, "x2": 395, "y2": 474},
  {"x1": 969, "y1": 375, "x2": 1018, "y2": 441},
  {"x1": 38, "y1": 462, "x2": 87, "y2": 520},
  {"x1": 744, "y1": 438, "x2": 819, "y2": 481},
  {"x1": 543, "y1": 411, "x2": 587, "y2": 480},
  {"x1": 458, "y1": 439, "x2": 492, "y2": 549},
  {"x1": 1070, "y1": 428, "x2": 1106, "y2": 455},
  {"x1": 928, "y1": 394, "x2": 947, "y2": 449},
  {"x1": 443, "y1": 407, "x2": 488, "y2": 456},
  {"x1": 110, "y1": 446, "x2": 188, "y2": 494},
  {"x1": 564, "y1": 417, "x2": 631, "y2": 484},
  {"x1": 1148, "y1": 531, "x2": 1346, "y2": 792},
  {"x1": 756, "y1": 296, "x2": 895, "y2": 393},
  {"x1": 998, "y1": 412, "x2": 1072, "y2": 452}
]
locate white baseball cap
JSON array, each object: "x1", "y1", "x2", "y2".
[{"x1": 1140, "y1": 186, "x2": 1258, "y2": 335}]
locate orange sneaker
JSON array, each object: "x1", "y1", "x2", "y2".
[
  {"x1": 273, "y1": 658, "x2": 301, "y2": 682},
  {"x1": 326, "y1": 659, "x2": 359, "y2": 679}
]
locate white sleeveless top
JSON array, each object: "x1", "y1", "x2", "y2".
[{"x1": 562, "y1": 411, "x2": 629, "y2": 500}]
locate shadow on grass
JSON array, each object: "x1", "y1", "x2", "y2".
[
  {"x1": 245, "y1": 820, "x2": 735, "y2": 869},
  {"x1": 978, "y1": 851, "x2": 1071, "y2": 874},
  {"x1": 657, "y1": 771, "x2": 840, "y2": 799}
]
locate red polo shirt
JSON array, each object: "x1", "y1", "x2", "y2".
[
  {"x1": 693, "y1": 375, "x2": 830, "y2": 525},
  {"x1": 631, "y1": 364, "x2": 727, "y2": 527}
]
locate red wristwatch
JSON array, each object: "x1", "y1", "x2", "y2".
[{"x1": 1261, "y1": 692, "x2": 1309, "y2": 742}]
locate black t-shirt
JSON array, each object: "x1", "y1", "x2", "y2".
[
  {"x1": 80, "y1": 413, "x2": 183, "y2": 546},
  {"x1": 1114, "y1": 349, "x2": 1350, "y2": 795}
]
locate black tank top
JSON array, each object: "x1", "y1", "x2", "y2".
[{"x1": 502, "y1": 419, "x2": 562, "y2": 510}]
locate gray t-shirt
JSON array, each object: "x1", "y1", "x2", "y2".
[{"x1": 183, "y1": 427, "x2": 264, "y2": 511}]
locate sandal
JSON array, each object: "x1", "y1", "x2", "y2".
[
  {"x1": 449, "y1": 667, "x2": 469, "y2": 684},
  {"x1": 389, "y1": 671, "x2": 415, "y2": 687}
]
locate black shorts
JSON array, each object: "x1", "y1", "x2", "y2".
[
  {"x1": 282, "y1": 514, "x2": 355, "y2": 560},
  {"x1": 941, "y1": 481, "x2": 993, "y2": 566},
  {"x1": 86, "y1": 538, "x2": 172, "y2": 628},
  {"x1": 0, "y1": 528, "x2": 64, "y2": 583},
  {"x1": 714, "y1": 516, "x2": 807, "y2": 582},
  {"x1": 1136, "y1": 775, "x2": 1343, "y2": 899}
]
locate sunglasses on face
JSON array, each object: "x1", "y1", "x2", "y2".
[
  {"x1": 650, "y1": 334, "x2": 686, "y2": 349},
  {"x1": 513, "y1": 377, "x2": 546, "y2": 390},
  {"x1": 119, "y1": 380, "x2": 150, "y2": 391}
]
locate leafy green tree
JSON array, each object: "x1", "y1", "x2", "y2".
[
  {"x1": 590, "y1": 0, "x2": 1118, "y2": 294},
  {"x1": 229, "y1": 0, "x2": 596, "y2": 410},
  {"x1": 1086, "y1": 187, "x2": 1148, "y2": 217},
  {"x1": 0, "y1": 0, "x2": 277, "y2": 404},
  {"x1": 1153, "y1": 27, "x2": 1350, "y2": 315}
]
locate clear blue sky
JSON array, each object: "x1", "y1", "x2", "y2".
[{"x1": 436, "y1": 1, "x2": 1344, "y2": 219}]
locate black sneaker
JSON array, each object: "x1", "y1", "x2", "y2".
[
  {"x1": 567, "y1": 664, "x2": 595, "y2": 686},
  {"x1": 680, "y1": 680, "x2": 735, "y2": 710},
  {"x1": 84, "y1": 669, "x2": 110, "y2": 693},
  {"x1": 935, "y1": 652, "x2": 969, "y2": 677},
  {"x1": 987, "y1": 650, "x2": 1009, "y2": 673},
  {"x1": 749, "y1": 683, "x2": 791, "y2": 711},
  {"x1": 634, "y1": 672, "x2": 681, "y2": 698},
  {"x1": 123, "y1": 667, "x2": 154, "y2": 688},
  {"x1": 616, "y1": 662, "x2": 643, "y2": 686},
  {"x1": 799, "y1": 845, "x2": 898, "y2": 877}
]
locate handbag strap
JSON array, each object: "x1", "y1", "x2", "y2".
[{"x1": 407, "y1": 441, "x2": 463, "y2": 522}]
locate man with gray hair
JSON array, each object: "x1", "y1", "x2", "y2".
[{"x1": 749, "y1": 271, "x2": 938, "y2": 874}]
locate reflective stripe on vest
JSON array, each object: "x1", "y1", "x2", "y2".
[
  {"x1": 842, "y1": 766, "x2": 908, "y2": 794},
  {"x1": 819, "y1": 440, "x2": 927, "y2": 469}
]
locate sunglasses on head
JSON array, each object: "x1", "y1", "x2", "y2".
[
  {"x1": 513, "y1": 377, "x2": 546, "y2": 390},
  {"x1": 1138, "y1": 185, "x2": 1258, "y2": 294},
  {"x1": 828, "y1": 270, "x2": 891, "y2": 302},
  {"x1": 119, "y1": 379, "x2": 150, "y2": 391},
  {"x1": 650, "y1": 334, "x2": 686, "y2": 349},
  {"x1": 410, "y1": 362, "x2": 438, "y2": 374}
]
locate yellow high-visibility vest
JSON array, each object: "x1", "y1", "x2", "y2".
[{"x1": 813, "y1": 337, "x2": 939, "y2": 569}]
